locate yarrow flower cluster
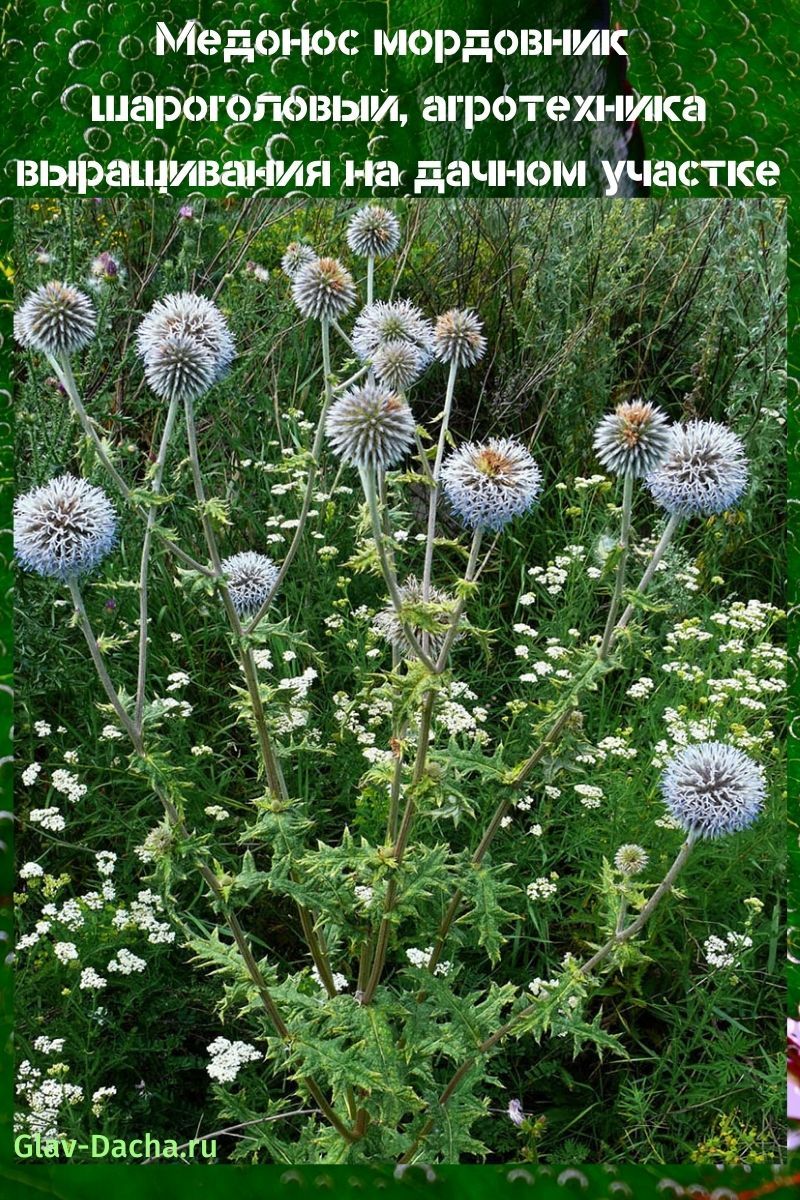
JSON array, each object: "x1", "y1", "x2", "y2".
[
  {"x1": 15, "y1": 281, "x2": 97, "y2": 357},
  {"x1": 206, "y1": 1037, "x2": 261, "y2": 1084},
  {"x1": 14, "y1": 475, "x2": 117, "y2": 580},
  {"x1": 433, "y1": 308, "x2": 487, "y2": 367},
  {"x1": 593, "y1": 400, "x2": 672, "y2": 477},
  {"x1": 660, "y1": 741, "x2": 766, "y2": 838},
  {"x1": 346, "y1": 205, "x2": 401, "y2": 258},
  {"x1": 136, "y1": 292, "x2": 235, "y2": 399},
  {"x1": 325, "y1": 382, "x2": 416, "y2": 471},
  {"x1": 645, "y1": 420, "x2": 749, "y2": 516},
  {"x1": 373, "y1": 576, "x2": 457, "y2": 660},
  {"x1": 292, "y1": 257, "x2": 356, "y2": 321},
  {"x1": 220, "y1": 551, "x2": 279, "y2": 616},
  {"x1": 441, "y1": 437, "x2": 543, "y2": 530}
]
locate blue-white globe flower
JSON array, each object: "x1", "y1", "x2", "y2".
[
  {"x1": 433, "y1": 309, "x2": 486, "y2": 368},
  {"x1": 142, "y1": 331, "x2": 217, "y2": 401},
  {"x1": 15, "y1": 282, "x2": 97, "y2": 357},
  {"x1": 221, "y1": 551, "x2": 279, "y2": 616},
  {"x1": 352, "y1": 300, "x2": 435, "y2": 363},
  {"x1": 326, "y1": 382, "x2": 416, "y2": 471},
  {"x1": 594, "y1": 400, "x2": 671, "y2": 478},
  {"x1": 372, "y1": 340, "x2": 425, "y2": 390},
  {"x1": 14, "y1": 475, "x2": 117, "y2": 580},
  {"x1": 441, "y1": 438, "x2": 543, "y2": 531},
  {"x1": 346, "y1": 206, "x2": 401, "y2": 259},
  {"x1": 373, "y1": 576, "x2": 457, "y2": 660},
  {"x1": 136, "y1": 293, "x2": 236, "y2": 384},
  {"x1": 280, "y1": 241, "x2": 316, "y2": 279},
  {"x1": 291, "y1": 257, "x2": 356, "y2": 321},
  {"x1": 660, "y1": 742, "x2": 766, "y2": 839},
  {"x1": 614, "y1": 844, "x2": 649, "y2": 876},
  {"x1": 645, "y1": 421, "x2": 749, "y2": 516}
]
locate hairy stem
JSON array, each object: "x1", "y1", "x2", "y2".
[
  {"x1": 246, "y1": 319, "x2": 335, "y2": 633},
  {"x1": 135, "y1": 395, "x2": 180, "y2": 731},
  {"x1": 598, "y1": 469, "x2": 634, "y2": 661},
  {"x1": 422, "y1": 359, "x2": 458, "y2": 602},
  {"x1": 614, "y1": 513, "x2": 682, "y2": 638}
]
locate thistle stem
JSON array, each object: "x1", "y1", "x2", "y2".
[
  {"x1": 135, "y1": 395, "x2": 180, "y2": 732},
  {"x1": 422, "y1": 359, "x2": 458, "y2": 602},
  {"x1": 404, "y1": 835, "x2": 698, "y2": 1163},
  {"x1": 598, "y1": 469, "x2": 634, "y2": 661},
  {"x1": 366, "y1": 256, "x2": 375, "y2": 306},
  {"x1": 246, "y1": 319, "x2": 335, "y2": 633},
  {"x1": 613, "y1": 513, "x2": 682, "y2": 639},
  {"x1": 67, "y1": 578, "x2": 139, "y2": 743}
]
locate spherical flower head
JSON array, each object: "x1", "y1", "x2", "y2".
[
  {"x1": 136, "y1": 292, "x2": 236, "y2": 383},
  {"x1": 441, "y1": 437, "x2": 543, "y2": 531},
  {"x1": 372, "y1": 340, "x2": 425, "y2": 390},
  {"x1": 142, "y1": 331, "x2": 217, "y2": 401},
  {"x1": 221, "y1": 551, "x2": 279, "y2": 616},
  {"x1": 90, "y1": 252, "x2": 120, "y2": 281},
  {"x1": 433, "y1": 308, "x2": 487, "y2": 368},
  {"x1": 373, "y1": 576, "x2": 458, "y2": 660},
  {"x1": 346, "y1": 205, "x2": 401, "y2": 259},
  {"x1": 280, "y1": 241, "x2": 316, "y2": 279},
  {"x1": 614, "y1": 844, "x2": 649, "y2": 876},
  {"x1": 15, "y1": 281, "x2": 97, "y2": 357},
  {"x1": 291, "y1": 257, "x2": 356, "y2": 321},
  {"x1": 593, "y1": 400, "x2": 672, "y2": 478},
  {"x1": 325, "y1": 381, "x2": 416, "y2": 471},
  {"x1": 660, "y1": 741, "x2": 766, "y2": 839},
  {"x1": 352, "y1": 300, "x2": 435, "y2": 363},
  {"x1": 645, "y1": 420, "x2": 749, "y2": 517},
  {"x1": 14, "y1": 475, "x2": 117, "y2": 580}
]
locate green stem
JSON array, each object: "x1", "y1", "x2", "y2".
[
  {"x1": 367, "y1": 256, "x2": 375, "y2": 306},
  {"x1": 67, "y1": 578, "x2": 138, "y2": 743},
  {"x1": 613, "y1": 513, "x2": 682, "y2": 640},
  {"x1": 598, "y1": 470, "x2": 634, "y2": 661},
  {"x1": 422, "y1": 359, "x2": 458, "y2": 603}
]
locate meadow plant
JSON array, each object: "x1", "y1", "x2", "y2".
[{"x1": 13, "y1": 203, "x2": 783, "y2": 1163}]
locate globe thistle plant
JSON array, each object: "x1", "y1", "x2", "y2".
[
  {"x1": 325, "y1": 382, "x2": 416, "y2": 471},
  {"x1": 441, "y1": 437, "x2": 543, "y2": 531},
  {"x1": 373, "y1": 576, "x2": 458, "y2": 660},
  {"x1": 614, "y1": 844, "x2": 649, "y2": 876},
  {"x1": 291, "y1": 257, "x2": 356, "y2": 321},
  {"x1": 136, "y1": 292, "x2": 236, "y2": 383},
  {"x1": 221, "y1": 552, "x2": 280, "y2": 617},
  {"x1": 645, "y1": 420, "x2": 749, "y2": 517},
  {"x1": 352, "y1": 300, "x2": 435, "y2": 363},
  {"x1": 346, "y1": 205, "x2": 401, "y2": 259},
  {"x1": 372, "y1": 340, "x2": 425, "y2": 390},
  {"x1": 280, "y1": 241, "x2": 317, "y2": 279},
  {"x1": 142, "y1": 332, "x2": 217, "y2": 401},
  {"x1": 14, "y1": 281, "x2": 97, "y2": 357},
  {"x1": 660, "y1": 741, "x2": 766, "y2": 839},
  {"x1": 433, "y1": 308, "x2": 487, "y2": 368},
  {"x1": 594, "y1": 400, "x2": 672, "y2": 478},
  {"x1": 14, "y1": 475, "x2": 117, "y2": 580}
]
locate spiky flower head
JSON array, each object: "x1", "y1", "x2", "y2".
[
  {"x1": 346, "y1": 205, "x2": 401, "y2": 259},
  {"x1": 291, "y1": 257, "x2": 356, "y2": 321},
  {"x1": 614, "y1": 844, "x2": 649, "y2": 876},
  {"x1": 14, "y1": 281, "x2": 97, "y2": 357},
  {"x1": 136, "y1": 292, "x2": 236, "y2": 383},
  {"x1": 352, "y1": 300, "x2": 435, "y2": 362},
  {"x1": 142, "y1": 331, "x2": 216, "y2": 401},
  {"x1": 433, "y1": 308, "x2": 487, "y2": 368},
  {"x1": 594, "y1": 400, "x2": 672, "y2": 478},
  {"x1": 14, "y1": 475, "x2": 116, "y2": 580},
  {"x1": 221, "y1": 551, "x2": 279, "y2": 616},
  {"x1": 372, "y1": 340, "x2": 425, "y2": 390},
  {"x1": 373, "y1": 576, "x2": 458, "y2": 660},
  {"x1": 326, "y1": 382, "x2": 416, "y2": 471},
  {"x1": 441, "y1": 437, "x2": 543, "y2": 531},
  {"x1": 280, "y1": 241, "x2": 316, "y2": 279},
  {"x1": 645, "y1": 421, "x2": 749, "y2": 517},
  {"x1": 660, "y1": 741, "x2": 766, "y2": 839}
]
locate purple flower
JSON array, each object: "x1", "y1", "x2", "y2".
[
  {"x1": 178, "y1": 205, "x2": 194, "y2": 221},
  {"x1": 508, "y1": 1099, "x2": 525, "y2": 1127}
]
